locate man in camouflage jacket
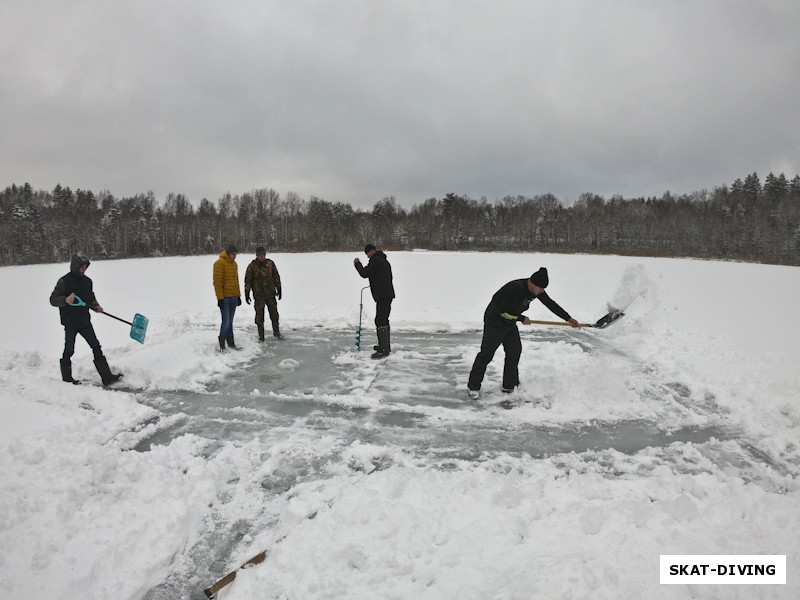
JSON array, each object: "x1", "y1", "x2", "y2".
[{"x1": 244, "y1": 246, "x2": 284, "y2": 341}]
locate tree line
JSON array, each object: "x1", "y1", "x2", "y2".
[{"x1": 1, "y1": 171, "x2": 799, "y2": 266}]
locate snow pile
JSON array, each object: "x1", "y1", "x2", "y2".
[{"x1": 229, "y1": 452, "x2": 799, "y2": 599}]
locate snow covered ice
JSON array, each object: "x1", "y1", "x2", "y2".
[{"x1": 1, "y1": 252, "x2": 798, "y2": 599}]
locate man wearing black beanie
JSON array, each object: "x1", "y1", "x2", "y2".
[{"x1": 467, "y1": 267, "x2": 578, "y2": 399}]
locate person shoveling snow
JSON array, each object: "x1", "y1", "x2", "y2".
[
  {"x1": 49, "y1": 255, "x2": 124, "y2": 386},
  {"x1": 466, "y1": 267, "x2": 624, "y2": 400}
]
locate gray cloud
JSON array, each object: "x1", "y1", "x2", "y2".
[{"x1": 2, "y1": 0, "x2": 798, "y2": 208}]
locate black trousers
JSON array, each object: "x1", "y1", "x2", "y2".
[
  {"x1": 467, "y1": 314, "x2": 522, "y2": 391},
  {"x1": 62, "y1": 323, "x2": 104, "y2": 361},
  {"x1": 375, "y1": 298, "x2": 392, "y2": 327},
  {"x1": 254, "y1": 297, "x2": 279, "y2": 327}
]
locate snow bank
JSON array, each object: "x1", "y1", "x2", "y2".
[{"x1": 229, "y1": 451, "x2": 799, "y2": 599}]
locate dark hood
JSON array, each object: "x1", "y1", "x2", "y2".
[{"x1": 70, "y1": 255, "x2": 90, "y2": 276}]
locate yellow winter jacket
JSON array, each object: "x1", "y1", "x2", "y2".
[{"x1": 213, "y1": 251, "x2": 241, "y2": 299}]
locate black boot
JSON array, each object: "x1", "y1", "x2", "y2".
[
  {"x1": 226, "y1": 334, "x2": 240, "y2": 350},
  {"x1": 371, "y1": 325, "x2": 391, "y2": 359},
  {"x1": 257, "y1": 324, "x2": 265, "y2": 342},
  {"x1": 272, "y1": 322, "x2": 285, "y2": 340},
  {"x1": 60, "y1": 359, "x2": 80, "y2": 385},
  {"x1": 94, "y1": 356, "x2": 123, "y2": 386},
  {"x1": 218, "y1": 336, "x2": 226, "y2": 351}
]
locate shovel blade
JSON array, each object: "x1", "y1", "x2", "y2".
[
  {"x1": 130, "y1": 313, "x2": 149, "y2": 344},
  {"x1": 593, "y1": 310, "x2": 625, "y2": 329}
]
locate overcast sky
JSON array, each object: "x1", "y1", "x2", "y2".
[{"x1": 1, "y1": 0, "x2": 798, "y2": 209}]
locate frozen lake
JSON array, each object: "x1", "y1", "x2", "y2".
[
  {"x1": 132, "y1": 327, "x2": 780, "y2": 599},
  {"x1": 135, "y1": 330, "x2": 733, "y2": 460},
  {"x1": 4, "y1": 252, "x2": 798, "y2": 599}
]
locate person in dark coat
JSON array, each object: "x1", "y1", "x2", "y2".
[
  {"x1": 354, "y1": 243, "x2": 395, "y2": 358},
  {"x1": 467, "y1": 267, "x2": 578, "y2": 399},
  {"x1": 49, "y1": 255, "x2": 122, "y2": 386}
]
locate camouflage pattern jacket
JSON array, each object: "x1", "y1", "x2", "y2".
[{"x1": 244, "y1": 258, "x2": 281, "y2": 300}]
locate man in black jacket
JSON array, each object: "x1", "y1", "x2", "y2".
[
  {"x1": 467, "y1": 267, "x2": 578, "y2": 399},
  {"x1": 49, "y1": 255, "x2": 122, "y2": 386},
  {"x1": 354, "y1": 244, "x2": 395, "y2": 359}
]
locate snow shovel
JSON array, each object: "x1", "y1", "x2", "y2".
[
  {"x1": 71, "y1": 295, "x2": 149, "y2": 344},
  {"x1": 528, "y1": 309, "x2": 625, "y2": 329}
]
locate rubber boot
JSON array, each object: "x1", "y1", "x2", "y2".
[
  {"x1": 226, "y1": 334, "x2": 240, "y2": 350},
  {"x1": 371, "y1": 326, "x2": 391, "y2": 359},
  {"x1": 272, "y1": 322, "x2": 285, "y2": 340},
  {"x1": 218, "y1": 336, "x2": 226, "y2": 351},
  {"x1": 257, "y1": 324, "x2": 265, "y2": 342},
  {"x1": 94, "y1": 356, "x2": 123, "y2": 386},
  {"x1": 60, "y1": 359, "x2": 80, "y2": 385}
]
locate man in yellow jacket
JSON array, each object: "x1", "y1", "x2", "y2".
[{"x1": 213, "y1": 244, "x2": 242, "y2": 350}]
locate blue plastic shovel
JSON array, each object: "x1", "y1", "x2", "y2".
[{"x1": 71, "y1": 295, "x2": 149, "y2": 344}]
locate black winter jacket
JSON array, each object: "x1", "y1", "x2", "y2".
[
  {"x1": 486, "y1": 279, "x2": 571, "y2": 326},
  {"x1": 355, "y1": 251, "x2": 395, "y2": 300},
  {"x1": 50, "y1": 255, "x2": 99, "y2": 328}
]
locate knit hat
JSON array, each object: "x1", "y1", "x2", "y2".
[
  {"x1": 226, "y1": 243, "x2": 239, "y2": 255},
  {"x1": 364, "y1": 243, "x2": 376, "y2": 254},
  {"x1": 530, "y1": 267, "x2": 549, "y2": 288},
  {"x1": 255, "y1": 246, "x2": 266, "y2": 255}
]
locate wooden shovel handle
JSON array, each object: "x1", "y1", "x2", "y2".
[
  {"x1": 526, "y1": 320, "x2": 591, "y2": 328},
  {"x1": 204, "y1": 551, "x2": 267, "y2": 598}
]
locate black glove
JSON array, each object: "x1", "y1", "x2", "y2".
[
  {"x1": 236, "y1": 297, "x2": 242, "y2": 306},
  {"x1": 277, "y1": 288, "x2": 282, "y2": 300},
  {"x1": 217, "y1": 299, "x2": 224, "y2": 309},
  {"x1": 245, "y1": 293, "x2": 251, "y2": 305}
]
